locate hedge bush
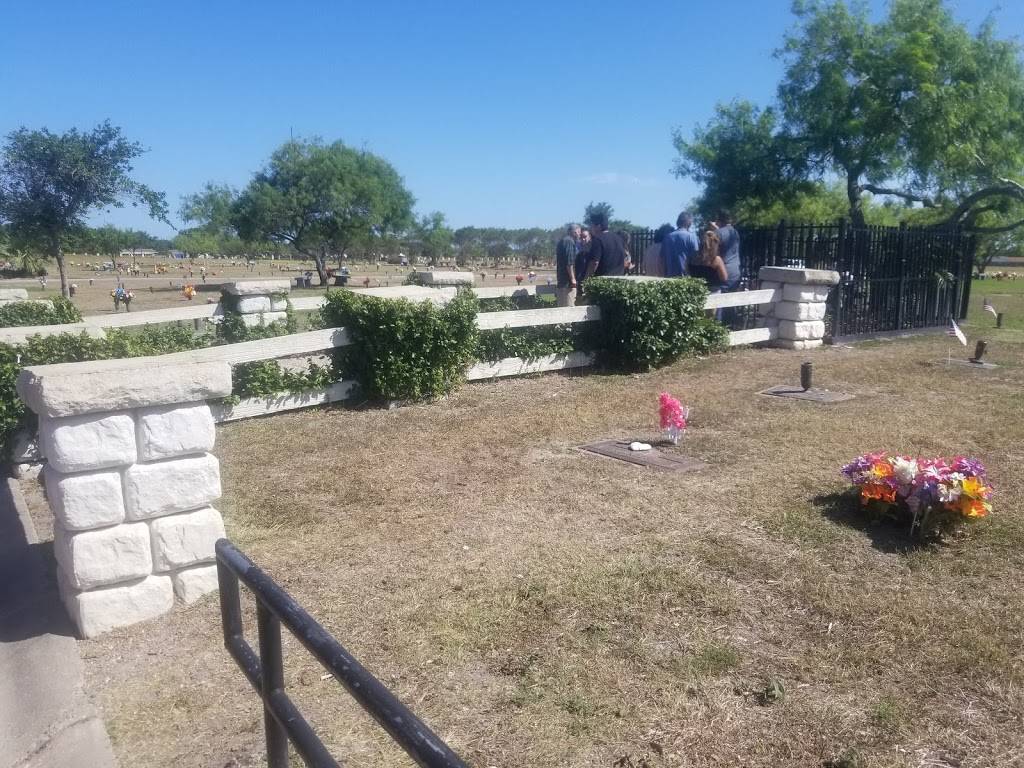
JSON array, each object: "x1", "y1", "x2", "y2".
[
  {"x1": 0, "y1": 297, "x2": 82, "y2": 328},
  {"x1": 474, "y1": 324, "x2": 581, "y2": 363},
  {"x1": 0, "y1": 326, "x2": 209, "y2": 457},
  {"x1": 231, "y1": 359, "x2": 337, "y2": 400},
  {"x1": 321, "y1": 288, "x2": 478, "y2": 401},
  {"x1": 584, "y1": 277, "x2": 729, "y2": 370}
]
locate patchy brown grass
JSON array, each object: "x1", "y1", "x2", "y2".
[{"x1": 79, "y1": 334, "x2": 1024, "y2": 768}]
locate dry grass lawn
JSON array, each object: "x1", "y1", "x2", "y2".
[{"x1": 73, "y1": 333, "x2": 1024, "y2": 768}]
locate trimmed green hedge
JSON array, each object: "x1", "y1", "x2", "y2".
[
  {"x1": 0, "y1": 297, "x2": 82, "y2": 328},
  {"x1": 321, "y1": 288, "x2": 479, "y2": 401},
  {"x1": 583, "y1": 277, "x2": 729, "y2": 370}
]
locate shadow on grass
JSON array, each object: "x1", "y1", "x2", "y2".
[{"x1": 813, "y1": 492, "x2": 927, "y2": 554}]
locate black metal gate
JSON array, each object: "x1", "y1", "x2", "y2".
[{"x1": 630, "y1": 220, "x2": 974, "y2": 338}]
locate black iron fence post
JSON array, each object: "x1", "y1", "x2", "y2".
[
  {"x1": 960, "y1": 231, "x2": 976, "y2": 320},
  {"x1": 832, "y1": 218, "x2": 847, "y2": 337},
  {"x1": 258, "y1": 603, "x2": 290, "y2": 768},
  {"x1": 895, "y1": 222, "x2": 908, "y2": 330},
  {"x1": 774, "y1": 219, "x2": 787, "y2": 266}
]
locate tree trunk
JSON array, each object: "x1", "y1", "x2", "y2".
[
  {"x1": 314, "y1": 247, "x2": 329, "y2": 286},
  {"x1": 847, "y1": 175, "x2": 866, "y2": 228},
  {"x1": 52, "y1": 237, "x2": 70, "y2": 298}
]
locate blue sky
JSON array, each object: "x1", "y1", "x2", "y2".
[{"x1": 1, "y1": 0, "x2": 1020, "y2": 237}]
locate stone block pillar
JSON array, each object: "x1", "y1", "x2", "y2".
[
  {"x1": 17, "y1": 358, "x2": 233, "y2": 637},
  {"x1": 221, "y1": 279, "x2": 292, "y2": 328},
  {"x1": 758, "y1": 266, "x2": 840, "y2": 350}
]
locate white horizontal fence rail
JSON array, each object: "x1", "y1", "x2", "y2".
[
  {"x1": 209, "y1": 292, "x2": 776, "y2": 422},
  {"x1": 8, "y1": 286, "x2": 779, "y2": 424}
]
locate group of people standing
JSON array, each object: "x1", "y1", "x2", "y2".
[{"x1": 554, "y1": 210, "x2": 741, "y2": 308}]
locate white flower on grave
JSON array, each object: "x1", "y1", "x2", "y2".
[{"x1": 892, "y1": 456, "x2": 918, "y2": 487}]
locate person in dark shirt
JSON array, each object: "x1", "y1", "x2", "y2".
[
  {"x1": 583, "y1": 211, "x2": 628, "y2": 281},
  {"x1": 555, "y1": 223, "x2": 581, "y2": 307},
  {"x1": 713, "y1": 209, "x2": 742, "y2": 324},
  {"x1": 714, "y1": 209, "x2": 741, "y2": 291}
]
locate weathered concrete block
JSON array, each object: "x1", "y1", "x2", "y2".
[
  {"x1": 63, "y1": 574, "x2": 174, "y2": 638},
  {"x1": 44, "y1": 468, "x2": 125, "y2": 531},
  {"x1": 39, "y1": 412, "x2": 136, "y2": 473},
  {"x1": 772, "y1": 339, "x2": 824, "y2": 351},
  {"x1": 0, "y1": 288, "x2": 29, "y2": 301},
  {"x1": 136, "y1": 403, "x2": 215, "y2": 461},
  {"x1": 354, "y1": 285, "x2": 455, "y2": 305},
  {"x1": 413, "y1": 271, "x2": 475, "y2": 286},
  {"x1": 782, "y1": 284, "x2": 832, "y2": 303},
  {"x1": 773, "y1": 301, "x2": 827, "y2": 322},
  {"x1": 759, "y1": 267, "x2": 840, "y2": 286},
  {"x1": 270, "y1": 297, "x2": 289, "y2": 312},
  {"x1": 54, "y1": 522, "x2": 152, "y2": 590},
  {"x1": 240, "y1": 311, "x2": 288, "y2": 327},
  {"x1": 236, "y1": 296, "x2": 272, "y2": 313},
  {"x1": 778, "y1": 320, "x2": 826, "y2": 341},
  {"x1": 758, "y1": 281, "x2": 782, "y2": 291},
  {"x1": 171, "y1": 564, "x2": 220, "y2": 604},
  {"x1": 123, "y1": 453, "x2": 221, "y2": 520},
  {"x1": 18, "y1": 359, "x2": 232, "y2": 418},
  {"x1": 0, "y1": 323, "x2": 105, "y2": 346},
  {"x1": 222, "y1": 280, "x2": 291, "y2": 296},
  {"x1": 150, "y1": 507, "x2": 225, "y2": 571}
]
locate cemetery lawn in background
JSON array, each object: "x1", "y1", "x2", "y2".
[
  {"x1": 50, "y1": 333, "x2": 1022, "y2": 768},
  {"x1": 964, "y1": 275, "x2": 1024, "y2": 339}
]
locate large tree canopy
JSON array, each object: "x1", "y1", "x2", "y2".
[
  {"x1": 229, "y1": 139, "x2": 415, "y2": 284},
  {"x1": 673, "y1": 0, "x2": 1024, "y2": 231},
  {"x1": 0, "y1": 121, "x2": 167, "y2": 296}
]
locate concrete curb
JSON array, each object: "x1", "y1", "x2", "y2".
[{"x1": 0, "y1": 475, "x2": 116, "y2": 768}]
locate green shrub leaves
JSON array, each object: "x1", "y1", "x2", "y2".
[{"x1": 584, "y1": 277, "x2": 729, "y2": 370}]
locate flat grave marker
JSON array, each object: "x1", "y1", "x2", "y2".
[
  {"x1": 758, "y1": 385, "x2": 855, "y2": 403},
  {"x1": 579, "y1": 440, "x2": 706, "y2": 472}
]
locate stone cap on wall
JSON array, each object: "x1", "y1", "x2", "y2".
[
  {"x1": 351, "y1": 285, "x2": 457, "y2": 304},
  {"x1": 758, "y1": 266, "x2": 840, "y2": 286},
  {"x1": 0, "y1": 288, "x2": 29, "y2": 301},
  {"x1": 413, "y1": 271, "x2": 475, "y2": 286},
  {"x1": 221, "y1": 280, "x2": 292, "y2": 296},
  {"x1": 17, "y1": 358, "x2": 232, "y2": 418},
  {"x1": 0, "y1": 323, "x2": 106, "y2": 346}
]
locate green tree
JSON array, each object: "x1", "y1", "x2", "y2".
[
  {"x1": 417, "y1": 211, "x2": 453, "y2": 266},
  {"x1": 584, "y1": 201, "x2": 614, "y2": 226},
  {"x1": 673, "y1": 0, "x2": 1024, "y2": 232},
  {"x1": 231, "y1": 139, "x2": 415, "y2": 284},
  {"x1": 0, "y1": 121, "x2": 167, "y2": 296}
]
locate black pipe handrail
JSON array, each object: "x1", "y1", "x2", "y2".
[{"x1": 215, "y1": 538, "x2": 469, "y2": 768}]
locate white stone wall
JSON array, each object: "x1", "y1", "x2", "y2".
[
  {"x1": 17, "y1": 358, "x2": 233, "y2": 638},
  {"x1": 222, "y1": 280, "x2": 291, "y2": 327},
  {"x1": 757, "y1": 267, "x2": 840, "y2": 350}
]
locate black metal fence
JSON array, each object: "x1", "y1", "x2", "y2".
[
  {"x1": 215, "y1": 539, "x2": 468, "y2": 768},
  {"x1": 629, "y1": 221, "x2": 974, "y2": 339}
]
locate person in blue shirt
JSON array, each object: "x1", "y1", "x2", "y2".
[{"x1": 661, "y1": 212, "x2": 700, "y2": 277}]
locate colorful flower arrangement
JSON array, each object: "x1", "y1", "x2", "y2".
[
  {"x1": 658, "y1": 392, "x2": 689, "y2": 445},
  {"x1": 841, "y1": 452, "x2": 992, "y2": 537}
]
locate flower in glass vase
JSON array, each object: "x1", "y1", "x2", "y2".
[{"x1": 658, "y1": 392, "x2": 689, "y2": 445}]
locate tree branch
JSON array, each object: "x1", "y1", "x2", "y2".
[
  {"x1": 858, "y1": 184, "x2": 937, "y2": 207},
  {"x1": 966, "y1": 217, "x2": 1024, "y2": 235},
  {"x1": 944, "y1": 183, "x2": 1024, "y2": 227}
]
